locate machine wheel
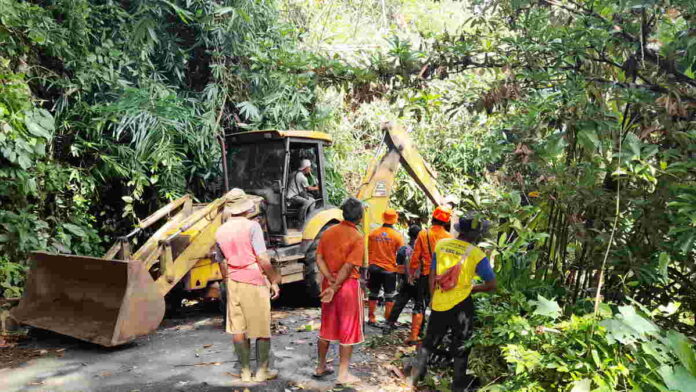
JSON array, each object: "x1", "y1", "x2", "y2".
[
  {"x1": 303, "y1": 222, "x2": 336, "y2": 299},
  {"x1": 164, "y1": 282, "x2": 185, "y2": 316}
]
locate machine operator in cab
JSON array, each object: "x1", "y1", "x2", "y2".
[
  {"x1": 287, "y1": 159, "x2": 319, "y2": 223},
  {"x1": 366, "y1": 209, "x2": 405, "y2": 325}
]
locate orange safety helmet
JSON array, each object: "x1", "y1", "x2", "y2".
[
  {"x1": 382, "y1": 208, "x2": 399, "y2": 225},
  {"x1": 432, "y1": 206, "x2": 453, "y2": 223}
]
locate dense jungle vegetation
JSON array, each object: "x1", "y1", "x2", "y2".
[{"x1": 1, "y1": 0, "x2": 694, "y2": 390}]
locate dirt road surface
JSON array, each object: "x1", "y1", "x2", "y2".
[{"x1": 1, "y1": 292, "x2": 414, "y2": 392}]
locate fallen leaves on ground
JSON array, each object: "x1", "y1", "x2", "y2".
[
  {"x1": 0, "y1": 345, "x2": 66, "y2": 369},
  {"x1": 355, "y1": 330, "x2": 415, "y2": 391}
]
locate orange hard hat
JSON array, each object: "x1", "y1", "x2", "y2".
[
  {"x1": 432, "y1": 206, "x2": 452, "y2": 222},
  {"x1": 383, "y1": 209, "x2": 398, "y2": 225}
]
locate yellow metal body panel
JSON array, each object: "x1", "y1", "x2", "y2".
[
  {"x1": 281, "y1": 232, "x2": 303, "y2": 245},
  {"x1": 228, "y1": 130, "x2": 332, "y2": 144},
  {"x1": 302, "y1": 208, "x2": 343, "y2": 241},
  {"x1": 155, "y1": 208, "x2": 223, "y2": 295},
  {"x1": 155, "y1": 191, "x2": 257, "y2": 295},
  {"x1": 386, "y1": 124, "x2": 444, "y2": 206},
  {"x1": 356, "y1": 149, "x2": 401, "y2": 231},
  {"x1": 185, "y1": 258, "x2": 223, "y2": 290}
]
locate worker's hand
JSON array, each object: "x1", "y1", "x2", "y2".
[
  {"x1": 407, "y1": 270, "x2": 419, "y2": 285},
  {"x1": 320, "y1": 285, "x2": 336, "y2": 303},
  {"x1": 322, "y1": 273, "x2": 336, "y2": 286},
  {"x1": 270, "y1": 283, "x2": 281, "y2": 300}
]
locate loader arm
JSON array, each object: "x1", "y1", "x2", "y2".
[
  {"x1": 11, "y1": 189, "x2": 257, "y2": 346},
  {"x1": 356, "y1": 122, "x2": 445, "y2": 231}
]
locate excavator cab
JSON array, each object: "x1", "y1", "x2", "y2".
[{"x1": 224, "y1": 130, "x2": 332, "y2": 243}]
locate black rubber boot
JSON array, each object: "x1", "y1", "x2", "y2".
[
  {"x1": 409, "y1": 346, "x2": 431, "y2": 388},
  {"x1": 452, "y1": 356, "x2": 474, "y2": 391},
  {"x1": 254, "y1": 339, "x2": 278, "y2": 382},
  {"x1": 233, "y1": 339, "x2": 252, "y2": 382},
  {"x1": 382, "y1": 321, "x2": 397, "y2": 335}
]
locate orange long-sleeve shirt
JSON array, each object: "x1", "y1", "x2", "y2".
[
  {"x1": 368, "y1": 226, "x2": 405, "y2": 273},
  {"x1": 409, "y1": 225, "x2": 452, "y2": 276}
]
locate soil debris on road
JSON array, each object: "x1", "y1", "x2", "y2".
[{"x1": 1, "y1": 303, "x2": 415, "y2": 392}]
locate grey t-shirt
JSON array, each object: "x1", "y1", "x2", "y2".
[
  {"x1": 287, "y1": 171, "x2": 309, "y2": 199},
  {"x1": 249, "y1": 221, "x2": 267, "y2": 254}
]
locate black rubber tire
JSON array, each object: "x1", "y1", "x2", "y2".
[
  {"x1": 164, "y1": 282, "x2": 185, "y2": 317},
  {"x1": 303, "y1": 222, "x2": 336, "y2": 299}
]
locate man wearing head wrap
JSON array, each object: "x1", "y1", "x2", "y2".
[
  {"x1": 287, "y1": 159, "x2": 319, "y2": 223},
  {"x1": 383, "y1": 224, "x2": 421, "y2": 333},
  {"x1": 214, "y1": 199, "x2": 282, "y2": 383},
  {"x1": 366, "y1": 209, "x2": 405, "y2": 325},
  {"x1": 313, "y1": 197, "x2": 365, "y2": 385},
  {"x1": 404, "y1": 206, "x2": 454, "y2": 344},
  {"x1": 409, "y1": 213, "x2": 497, "y2": 392}
]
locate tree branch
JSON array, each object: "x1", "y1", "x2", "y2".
[{"x1": 545, "y1": 0, "x2": 696, "y2": 88}]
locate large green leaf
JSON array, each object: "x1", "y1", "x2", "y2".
[
  {"x1": 530, "y1": 294, "x2": 561, "y2": 319},
  {"x1": 24, "y1": 109, "x2": 54, "y2": 140},
  {"x1": 665, "y1": 331, "x2": 696, "y2": 376},
  {"x1": 577, "y1": 129, "x2": 600, "y2": 151},
  {"x1": 624, "y1": 133, "x2": 642, "y2": 161},
  {"x1": 658, "y1": 365, "x2": 696, "y2": 392},
  {"x1": 601, "y1": 306, "x2": 659, "y2": 345},
  {"x1": 601, "y1": 319, "x2": 641, "y2": 345},
  {"x1": 618, "y1": 306, "x2": 659, "y2": 336},
  {"x1": 63, "y1": 223, "x2": 87, "y2": 238},
  {"x1": 570, "y1": 379, "x2": 591, "y2": 392}
]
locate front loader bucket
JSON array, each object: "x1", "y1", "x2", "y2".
[{"x1": 11, "y1": 252, "x2": 165, "y2": 347}]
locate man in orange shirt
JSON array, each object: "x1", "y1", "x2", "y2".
[
  {"x1": 367, "y1": 209, "x2": 405, "y2": 325},
  {"x1": 405, "y1": 206, "x2": 453, "y2": 344},
  {"x1": 314, "y1": 197, "x2": 365, "y2": 385}
]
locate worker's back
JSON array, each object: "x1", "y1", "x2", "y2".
[
  {"x1": 410, "y1": 225, "x2": 452, "y2": 275},
  {"x1": 368, "y1": 226, "x2": 404, "y2": 272}
]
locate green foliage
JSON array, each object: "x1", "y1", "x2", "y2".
[
  {"x1": 0, "y1": 61, "x2": 102, "y2": 293},
  {"x1": 0, "y1": 0, "x2": 333, "y2": 295},
  {"x1": 470, "y1": 292, "x2": 696, "y2": 392},
  {"x1": 0, "y1": 4, "x2": 694, "y2": 391},
  {"x1": 282, "y1": 0, "x2": 695, "y2": 389}
]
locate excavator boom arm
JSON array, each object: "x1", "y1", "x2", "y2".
[{"x1": 356, "y1": 122, "x2": 444, "y2": 231}]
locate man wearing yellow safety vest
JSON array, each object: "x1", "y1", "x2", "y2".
[{"x1": 409, "y1": 213, "x2": 497, "y2": 392}]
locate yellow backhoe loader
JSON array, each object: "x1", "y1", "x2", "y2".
[{"x1": 11, "y1": 122, "x2": 445, "y2": 346}]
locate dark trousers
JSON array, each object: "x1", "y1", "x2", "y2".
[
  {"x1": 367, "y1": 264, "x2": 397, "y2": 301},
  {"x1": 387, "y1": 275, "x2": 429, "y2": 323},
  {"x1": 412, "y1": 296, "x2": 475, "y2": 391},
  {"x1": 289, "y1": 195, "x2": 315, "y2": 221}
]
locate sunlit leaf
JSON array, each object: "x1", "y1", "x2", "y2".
[{"x1": 530, "y1": 295, "x2": 561, "y2": 319}]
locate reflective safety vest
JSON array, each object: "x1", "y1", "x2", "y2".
[{"x1": 431, "y1": 238, "x2": 487, "y2": 312}]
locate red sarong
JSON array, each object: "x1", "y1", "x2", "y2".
[{"x1": 319, "y1": 278, "x2": 364, "y2": 345}]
